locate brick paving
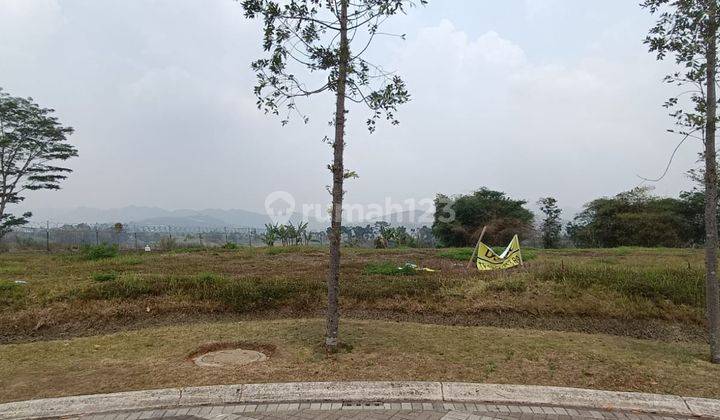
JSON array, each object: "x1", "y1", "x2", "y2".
[{"x1": 74, "y1": 401, "x2": 698, "y2": 420}]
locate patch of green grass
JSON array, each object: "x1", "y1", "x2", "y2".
[
  {"x1": 438, "y1": 248, "x2": 474, "y2": 261},
  {"x1": 0, "y1": 264, "x2": 24, "y2": 276},
  {"x1": 363, "y1": 262, "x2": 418, "y2": 276},
  {"x1": 536, "y1": 263, "x2": 704, "y2": 307},
  {"x1": 264, "y1": 246, "x2": 318, "y2": 255},
  {"x1": 221, "y1": 242, "x2": 239, "y2": 250},
  {"x1": 75, "y1": 269, "x2": 443, "y2": 308},
  {"x1": 91, "y1": 272, "x2": 117, "y2": 282},
  {"x1": 77, "y1": 272, "x2": 324, "y2": 311},
  {"x1": 0, "y1": 280, "x2": 26, "y2": 309},
  {"x1": 80, "y1": 244, "x2": 118, "y2": 260},
  {"x1": 169, "y1": 246, "x2": 207, "y2": 254},
  {"x1": 113, "y1": 255, "x2": 143, "y2": 266}
]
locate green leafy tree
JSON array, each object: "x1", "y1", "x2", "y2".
[
  {"x1": 537, "y1": 197, "x2": 562, "y2": 249},
  {"x1": 241, "y1": 0, "x2": 426, "y2": 350},
  {"x1": 643, "y1": 0, "x2": 720, "y2": 362},
  {"x1": 0, "y1": 89, "x2": 77, "y2": 239},
  {"x1": 432, "y1": 188, "x2": 534, "y2": 247},
  {"x1": 567, "y1": 187, "x2": 698, "y2": 248}
]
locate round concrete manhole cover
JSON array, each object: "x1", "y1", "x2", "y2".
[{"x1": 193, "y1": 348, "x2": 268, "y2": 368}]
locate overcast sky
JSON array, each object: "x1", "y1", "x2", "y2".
[{"x1": 1, "y1": 0, "x2": 700, "y2": 217}]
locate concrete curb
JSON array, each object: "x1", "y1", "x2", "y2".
[{"x1": 0, "y1": 382, "x2": 717, "y2": 419}]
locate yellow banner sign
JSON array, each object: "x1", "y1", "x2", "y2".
[{"x1": 475, "y1": 234, "x2": 522, "y2": 271}]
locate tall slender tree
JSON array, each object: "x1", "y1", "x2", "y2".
[
  {"x1": 643, "y1": 0, "x2": 720, "y2": 363},
  {"x1": 0, "y1": 89, "x2": 77, "y2": 240},
  {"x1": 240, "y1": 0, "x2": 425, "y2": 350},
  {"x1": 537, "y1": 196, "x2": 562, "y2": 249}
]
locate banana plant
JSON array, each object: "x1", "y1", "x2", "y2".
[{"x1": 261, "y1": 223, "x2": 279, "y2": 247}]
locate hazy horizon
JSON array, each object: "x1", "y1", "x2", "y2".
[{"x1": 1, "y1": 0, "x2": 700, "y2": 222}]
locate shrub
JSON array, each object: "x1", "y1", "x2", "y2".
[
  {"x1": 80, "y1": 244, "x2": 118, "y2": 260},
  {"x1": 222, "y1": 242, "x2": 239, "y2": 250},
  {"x1": 92, "y1": 272, "x2": 117, "y2": 282}
]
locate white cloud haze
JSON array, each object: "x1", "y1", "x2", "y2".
[{"x1": 0, "y1": 0, "x2": 701, "y2": 221}]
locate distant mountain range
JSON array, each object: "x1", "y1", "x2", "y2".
[{"x1": 25, "y1": 206, "x2": 434, "y2": 229}]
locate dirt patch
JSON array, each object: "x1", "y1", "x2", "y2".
[
  {"x1": 188, "y1": 341, "x2": 274, "y2": 368},
  {"x1": 186, "y1": 341, "x2": 276, "y2": 361}
]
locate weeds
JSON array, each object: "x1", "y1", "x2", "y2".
[
  {"x1": 91, "y1": 272, "x2": 117, "y2": 282},
  {"x1": 80, "y1": 244, "x2": 118, "y2": 260}
]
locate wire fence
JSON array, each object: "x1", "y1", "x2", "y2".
[
  {"x1": 1, "y1": 223, "x2": 437, "y2": 252},
  {"x1": 2, "y1": 225, "x2": 280, "y2": 252}
]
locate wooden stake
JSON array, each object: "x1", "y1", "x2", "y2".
[{"x1": 467, "y1": 226, "x2": 487, "y2": 270}]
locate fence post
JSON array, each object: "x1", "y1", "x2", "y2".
[
  {"x1": 95, "y1": 228, "x2": 99, "y2": 245},
  {"x1": 46, "y1": 221, "x2": 50, "y2": 252},
  {"x1": 134, "y1": 231, "x2": 138, "y2": 251},
  {"x1": 224, "y1": 227, "x2": 228, "y2": 244},
  {"x1": 248, "y1": 229, "x2": 252, "y2": 247}
]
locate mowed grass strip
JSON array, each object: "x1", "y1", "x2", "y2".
[{"x1": 0, "y1": 319, "x2": 719, "y2": 404}]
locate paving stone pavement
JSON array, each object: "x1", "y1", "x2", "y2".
[{"x1": 73, "y1": 401, "x2": 701, "y2": 420}]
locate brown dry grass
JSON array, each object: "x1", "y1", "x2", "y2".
[{"x1": 0, "y1": 318, "x2": 719, "y2": 404}]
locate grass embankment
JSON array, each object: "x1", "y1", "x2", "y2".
[
  {"x1": 1, "y1": 319, "x2": 719, "y2": 403},
  {"x1": 0, "y1": 246, "x2": 709, "y2": 342}
]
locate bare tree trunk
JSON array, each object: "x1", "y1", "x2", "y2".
[
  {"x1": 325, "y1": 0, "x2": 349, "y2": 351},
  {"x1": 705, "y1": 0, "x2": 720, "y2": 364}
]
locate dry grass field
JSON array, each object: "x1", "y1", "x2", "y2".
[
  {"x1": 0, "y1": 246, "x2": 717, "y2": 403},
  {"x1": 0, "y1": 246, "x2": 707, "y2": 343}
]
